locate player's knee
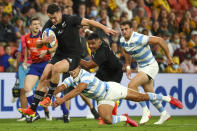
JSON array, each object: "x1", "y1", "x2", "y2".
[
  {"x1": 102, "y1": 116, "x2": 113, "y2": 124},
  {"x1": 128, "y1": 83, "x2": 138, "y2": 91},
  {"x1": 23, "y1": 86, "x2": 31, "y2": 93}
]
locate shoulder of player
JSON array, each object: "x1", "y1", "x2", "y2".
[{"x1": 24, "y1": 33, "x2": 31, "y2": 40}]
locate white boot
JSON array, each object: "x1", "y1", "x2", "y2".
[
  {"x1": 139, "y1": 107, "x2": 152, "y2": 125},
  {"x1": 154, "y1": 111, "x2": 171, "y2": 125}
]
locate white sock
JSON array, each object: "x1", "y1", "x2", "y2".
[
  {"x1": 162, "y1": 96, "x2": 171, "y2": 102},
  {"x1": 112, "y1": 115, "x2": 127, "y2": 124},
  {"x1": 25, "y1": 90, "x2": 33, "y2": 97}
]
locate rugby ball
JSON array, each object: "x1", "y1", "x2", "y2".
[{"x1": 42, "y1": 28, "x2": 56, "y2": 48}]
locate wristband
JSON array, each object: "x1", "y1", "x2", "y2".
[{"x1": 126, "y1": 65, "x2": 131, "y2": 71}]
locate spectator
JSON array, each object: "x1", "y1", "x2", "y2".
[
  {"x1": 134, "y1": 7, "x2": 146, "y2": 25},
  {"x1": 162, "y1": 31, "x2": 174, "y2": 57},
  {"x1": 122, "y1": 0, "x2": 135, "y2": 20},
  {"x1": 158, "y1": 18, "x2": 169, "y2": 34},
  {"x1": 35, "y1": 3, "x2": 49, "y2": 26},
  {"x1": 112, "y1": 6, "x2": 121, "y2": 21},
  {"x1": 151, "y1": 20, "x2": 160, "y2": 36},
  {"x1": 138, "y1": 18, "x2": 152, "y2": 36},
  {"x1": 150, "y1": 9, "x2": 159, "y2": 24},
  {"x1": 77, "y1": 3, "x2": 86, "y2": 18},
  {"x1": 0, "y1": 12, "x2": 17, "y2": 44},
  {"x1": 180, "y1": 54, "x2": 197, "y2": 73},
  {"x1": 170, "y1": 32, "x2": 180, "y2": 51},
  {"x1": 131, "y1": 18, "x2": 138, "y2": 32},
  {"x1": 115, "y1": 0, "x2": 128, "y2": 12},
  {"x1": 14, "y1": 17, "x2": 25, "y2": 39},
  {"x1": 0, "y1": 45, "x2": 13, "y2": 71},
  {"x1": 133, "y1": 0, "x2": 151, "y2": 18},
  {"x1": 173, "y1": 36, "x2": 196, "y2": 63},
  {"x1": 97, "y1": 9, "x2": 111, "y2": 28},
  {"x1": 89, "y1": 4, "x2": 98, "y2": 18},
  {"x1": 168, "y1": 12, "x2": 179, "y2": 34},
  {"x1": 159, "y1": 9, "x2": 168, "y2": 22},
  {"x1": 188, "y1": 30, "x2": 197, "y2": 49},
  {"x1": 164, "y1": 56, "x2": 182, "y2": 73}
]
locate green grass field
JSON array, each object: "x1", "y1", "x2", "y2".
[{"x1": 0, "y1": 116, "x2": 197, "y2": 131}]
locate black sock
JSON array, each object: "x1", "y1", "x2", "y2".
[
  {"x1": 31, "y1": 91, "x2": 45, "y2": 112},
  {"x1": 45, "y1": 111, "x2": 49, "y2": 117},
  {"x1": 91, "y1": 107, "x2": 100, "y2": 119},
  {"x1": 46, "y1": 82, "x2": 58, "y2": 99}
]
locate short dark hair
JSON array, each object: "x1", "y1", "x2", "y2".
[
  {"x1": 47, "y1": 3, "x2": 60, "y2": 14},
  {"x1": 30, "y1": 16, "x2": 40, "y2": 24},
  {"x1": 87, "y1": 32, "x2": 99, "y2": 40},
  {"x1": 120, "y1": 21, "x2": 132, "y2": 28}
]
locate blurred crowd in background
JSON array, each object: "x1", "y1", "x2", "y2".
[{"x1": 0, "y1": 0, "x2": 197, "y2": 73}]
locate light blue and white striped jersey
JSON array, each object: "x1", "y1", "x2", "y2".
[
  {"x1": 120, "y1": 32, "x2": 156, "y2": 67},
  {"x1": 62, "y1": 69, "x2": 109, "y2": 100}
]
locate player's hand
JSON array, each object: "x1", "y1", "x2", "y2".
[
  {"x1": 22, "y1": 62, "x2": 28, "y2": 70},
  {"x1": 126, "y1": 69, "x2": 132, "y2": 80},
  {"x1": 167, "y1": 57, "x2": 174, "y2": 65},
  {"x1": 52, "y1": 97, "x2": 64, "y2": 108},
  {"x1": 42, "y1": 33, "x2": 55, "y2": 44},
  {"x1": 39, "y1": 50, "x2": 47, "y2": 58},
  {"x1": 103, "y1": 27, "x2": 117, "y2": 36}
]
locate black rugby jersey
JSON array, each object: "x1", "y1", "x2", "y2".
[
  {"x1": 92, "y1": 41, "x2": 122, "y2": 77},
  {"x1": 42, "y1": 15, "x2": 82, "y2": 57}
]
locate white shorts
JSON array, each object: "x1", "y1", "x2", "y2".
[
  {"x1": 97, "y1": 82, "x2": 127, "y2": 107},
  {"x1": 138, "y1": 61, "x2": 159, "y2": 80}
]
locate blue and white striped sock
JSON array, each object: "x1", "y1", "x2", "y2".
[
  {"x1": 147, "y1": 93, "x2": 162, "y2": 101},
  {"x1": 139, "y1": 101, "x2": 147, "y2": 109},
  {"x1": 112, "y1": 115, "x2": 127, "y2": 124},
  {"x1": 150, "y1": 100, "x2": 164, "y2": 113}
]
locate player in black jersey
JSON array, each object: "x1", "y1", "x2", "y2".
[
  {"x1": 18, "y1": 4, "x2": 117, "y2": 117},
  {"x1": 80, "y1": 32, "x2": 123, "y2": 124},
  {"x1": 80, "y1": 32, "x2": 123, "y2": 83}
]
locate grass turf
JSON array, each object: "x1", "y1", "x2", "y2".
[{"x1": 0, "y1": 116, "x2": 197, "y2": 131}]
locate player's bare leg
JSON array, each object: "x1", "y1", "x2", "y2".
[
  {"x1": 17, "y1": 88, "x2": 28, "y2": 121},
  {"x1": 143, "y1": 81, "x2": 171, "y2": 125},
  {"x1": 40, "y1": 60, "x2": 70, "y2": 107},
  {"x1": 125, "y1": 88, "x2": 183, "y2": 109},
  {"x1": 127, "y1": 71, "x2": 151, "y2": 124}
]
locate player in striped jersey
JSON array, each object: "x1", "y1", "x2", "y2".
[
  {"x1": 119, "y1": 21, "x2": 174, "y2": 125},
  {"x1": 52, "y1": 66, "x2": 183, "y2": 126}
]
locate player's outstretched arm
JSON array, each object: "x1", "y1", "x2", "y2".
[
  {"x1": 81, "y1": 18, "x2": 117, "y2": 36},
  {"x1": 148, "y1": 36, "x2": 173, "y2": 65},
  {"x1": 53, "y1": 84, "x2": 67, "y2": 95},
  {"x1": 52, "y1": 83, "x2": 88, "y2": 107}
]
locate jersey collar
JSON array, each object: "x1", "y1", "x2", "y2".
[{"x1": 30, "y1": 31, "x2": 41, "y2": 38}]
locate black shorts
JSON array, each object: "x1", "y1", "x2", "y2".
[
  {"x1": 96, "y1": 69, "x2": 123, "y2": 83},
  {"x1": 49, "y1": 54, "x2": 80, "y2": 71}
]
